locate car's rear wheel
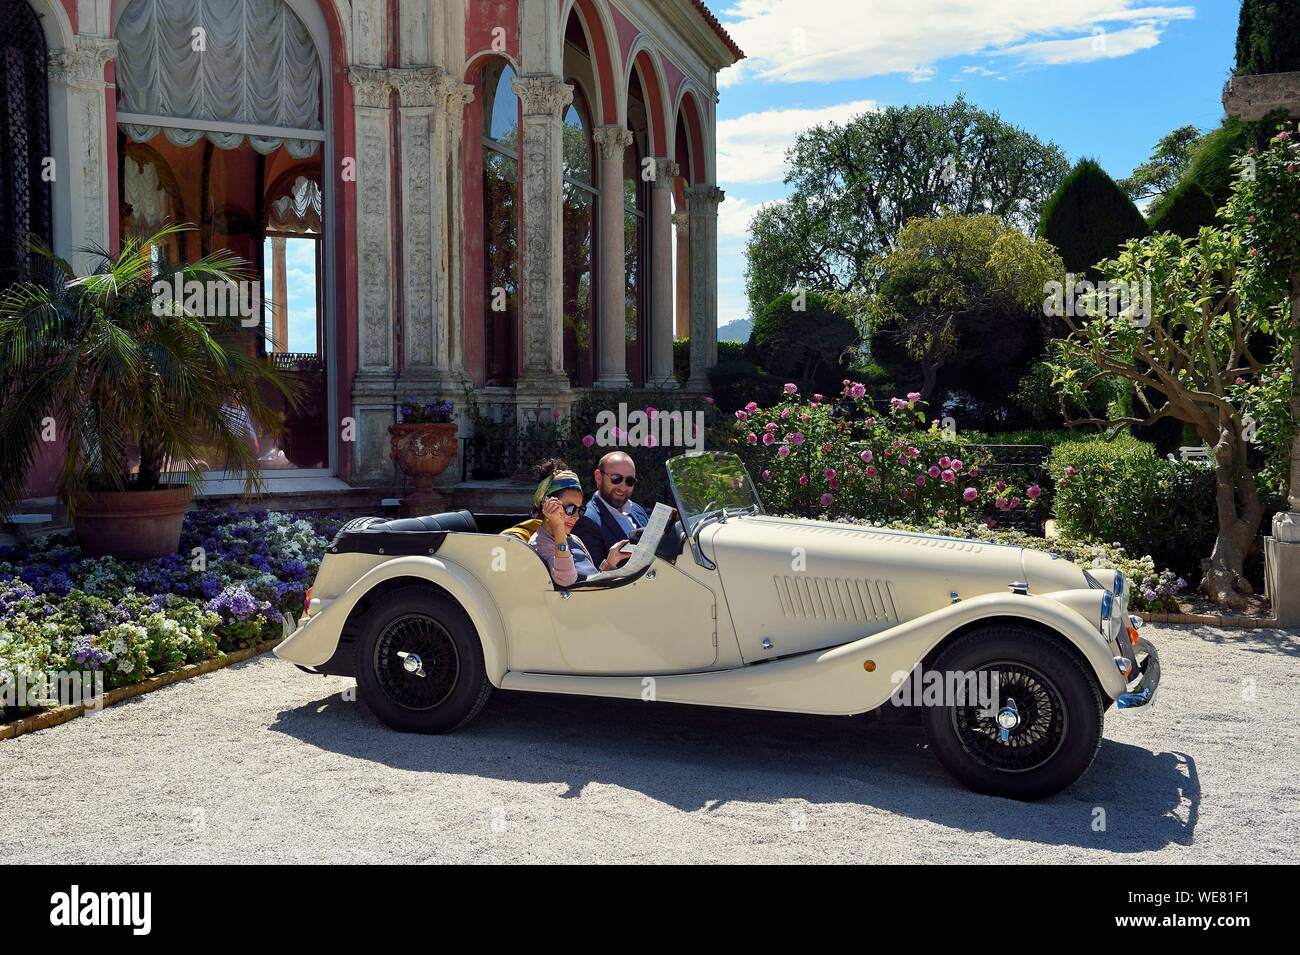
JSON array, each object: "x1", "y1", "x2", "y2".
[
  {"x1": 354, "y1": 587, "x2": 491, "y2": 733},
  {"x1": 923, "y1": 624, "x2": 1104, "y2": 800}
]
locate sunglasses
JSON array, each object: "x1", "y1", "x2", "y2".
[
  {"x1": 546, "y1": 500, "x2": 581, "y2": 516},
  {"x1": 606, "y1": 474, "x2": 638, "y2": 487}
]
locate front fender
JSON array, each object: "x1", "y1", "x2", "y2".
[{"x1": 273, "y1": 556, "x2": 509, "y2": 684}]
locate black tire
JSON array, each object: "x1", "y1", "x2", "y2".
[
  {"x1": 923, "y1": 624, "x2": 1104, "y2": 800},
  {"x1": 354, "y1": 586, "x2": 492, "y2": 733}
]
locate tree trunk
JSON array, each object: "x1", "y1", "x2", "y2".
[{"x1": 1200, "y1": 425, "x2": 1263, "y2": 609}]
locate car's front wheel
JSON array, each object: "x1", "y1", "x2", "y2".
[
  {"x1": 354, "y1": 586, "x2": 492, "y2": 733},
  {"x1": 923, "y1": 624, "x2": 1105, "y2": 800}
]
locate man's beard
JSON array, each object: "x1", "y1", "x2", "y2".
[{"x1": 604, "y1": 484, "x2": 630, "y2": 506}]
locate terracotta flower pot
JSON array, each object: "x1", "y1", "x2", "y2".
[
  {"x1": 390, "y1": 422, "x2": 459, "y2": 512},
  {"x1": 73, "y1": 485, "x2": 194, "y2": 560}
]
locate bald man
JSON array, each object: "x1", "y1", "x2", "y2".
[{"x1": 573, "y1": 450, "x2": 650, "y2": 558}]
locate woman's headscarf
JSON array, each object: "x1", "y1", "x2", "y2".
[{"x1": 533, "y1": 469, "x2": 583, "y2": 509}]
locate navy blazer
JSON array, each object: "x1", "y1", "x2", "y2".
[{"x1": 574, "y1": 494, "x2": 648, "y2": 558}]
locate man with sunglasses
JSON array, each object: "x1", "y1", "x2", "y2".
[{"x1": 574, "y1": 451, "x2": 649, "y2": 560}]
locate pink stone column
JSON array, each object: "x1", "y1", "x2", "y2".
[
  {"x1": 593, "y1": 125, "x2": 634, "y2": 389},
  {"x1": 649, "y1": 158, "x2": 680, "y2": 387}
]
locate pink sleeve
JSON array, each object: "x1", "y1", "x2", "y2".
[{"x1": 532, "y1": 529, "x2": 578, "y2": 587}]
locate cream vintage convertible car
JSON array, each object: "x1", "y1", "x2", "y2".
[{"x1": 276, "y1": 451, "x2": 1160, "y2": 800}]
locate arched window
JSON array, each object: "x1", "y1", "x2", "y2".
[
  {"x1": 114, "y1": 0, "x2": 330, "y2": 473},
  {"x1": 481, "y1": 60, "x2": 519, "y2": 386},
  {"x1": 0, "y1": 1, "x2": 52, "y2": 285},
  {"x1": 561, "y1": 88, "x2": 596, "y2": 387}
]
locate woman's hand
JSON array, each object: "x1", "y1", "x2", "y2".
[
  {"x1": 541, "y1": 498, "x2": 568, "y2": 538},
  {"x1": 606, "y1": 540, "x2": 632, "y2": 569}
]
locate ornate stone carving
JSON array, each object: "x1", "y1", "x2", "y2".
[
  {"x1": 653, "y1": 158, "x2": 681, "y2": 188},
  {"x1": 593, "y1": 125, "x2": 634, "y2": 161},
  {"x1": 672, "y1": 211, "x2": 690, "y2": 231},
  {"x1": 389, "y1": 67, "x2": 444, "y2": 108},
  {"x1": 400, "y1": 109, "x2": 435, "y2": 368},
  {"x1": 348, "y1": 66, "x2": 393, "y2": 108},
  {"x1": 511, "y1": 74, "x2": 573, "y2": 117},
  {"x1": 355, "y1": 116, "x2": 393, "y2": 369},
  {"x1": 437, "y1": 77, "x2": 476, "y2": 118},
  {"x1": 47, "y1": 37, "x2": 118, "y2": 91}
]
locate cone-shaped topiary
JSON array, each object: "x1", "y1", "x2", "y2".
[
  {"x1": 1038, "y1": 159, "x2": 1149, "y2": 279},
  {"x1": 1148, "y1": 179, "x2": 1219, "y2": 238}
]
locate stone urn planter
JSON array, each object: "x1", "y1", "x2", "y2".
[
  {"x1": 389, "y1": 422, "x2": 459, "y2": 514},
  {"x1": 73, "y1": 485, "x2": 194, "y2": 559}
]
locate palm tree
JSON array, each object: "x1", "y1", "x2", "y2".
[{"x1": 0, "y1": 225, "x2": 294, "y2": 516}]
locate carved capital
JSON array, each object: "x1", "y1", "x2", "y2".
[
  {"x1": 672, "y1": 211, "x2": 690, "y2": 230},
  {"x1": 652, "y1": 158, "x2": 681, "y2": 188},
  {"x1": 389, "y1": 67, "x2": 444, "y2": 108},
  {"x1": 685, "y1": 183, "x2": 725, "y2": 214},
  {"x1": 348, "y1": 66, "x2": 393, "y2": 109},
  {"x1": 48, "y1": 37, "x2": 118, "y2": 90},
  {"x1": 593, "y1": 126, "x2": 634, "y2": 162},
  {"x1": 511, "y1": 74, "x2": 573, "y2": 117},
  {"x1": 436, "y1": 76, "x2": 476, "y2": 118}
]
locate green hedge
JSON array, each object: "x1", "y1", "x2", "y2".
[{"x1": 1048, "y1": 437, "x2": 1216, "y2": 579}]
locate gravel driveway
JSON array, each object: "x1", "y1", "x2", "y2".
[{"x1": 3, "y1": 622, "x2": 1298, "y2": 864}]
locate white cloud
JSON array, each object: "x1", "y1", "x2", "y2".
[
  {"x1": 716, "y1": 194, "x2": 779, "y2": 240},
  {"x1": 994, "y1": 24, "x2": 1162, "y2": 65},
  {"x1": 717, "y1": 0, "x2": 1194, "y2": 84},
  {"x1": 716, "y1": 99, "x2": 877, "y2": 185}
]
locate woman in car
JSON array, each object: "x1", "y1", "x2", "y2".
[{"x1": 528, "y1": 459, "x2": 630, "y2": 586}]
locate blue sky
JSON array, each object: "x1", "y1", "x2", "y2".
[{"x1": 704, "y1": 0, "x2": 1241, "y2": 329}]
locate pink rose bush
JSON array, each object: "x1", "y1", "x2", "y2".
[{"x1": 730, "y1": 382, "x2": 1043, "y2": 524}]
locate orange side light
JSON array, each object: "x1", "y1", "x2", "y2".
[
  {"x1": 303, "y1": 586, "x2": 313, "y2": 618},
  {"x1": 1126, "y1": 624, "x2": 1140, "y2": 646},
  {"x1": 863, "y1": 660, "x2": 876, "y2": 672}
]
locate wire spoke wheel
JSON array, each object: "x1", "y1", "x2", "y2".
[
  {"x1": 950, "y1": 661, "x2": 1067, "y2": 774},
  {"x1": 372, "y1": 613, "x2": 461, "y2": 711}
]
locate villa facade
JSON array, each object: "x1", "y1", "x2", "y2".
[{"x1": 3, "y1": 0, "x2": 741, "y2": 492}]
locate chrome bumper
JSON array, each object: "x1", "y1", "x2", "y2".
[{"x1": 1116, "y1": 637, "x2": 1160, "y2": 711}]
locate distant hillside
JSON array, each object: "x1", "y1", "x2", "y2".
[{"x1": 718, "y1": 318, "x2": 753, "y2": 343}]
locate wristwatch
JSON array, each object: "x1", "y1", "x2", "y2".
[{"x1": 556, "y1": 542, "x2": 569, "y2": 553}]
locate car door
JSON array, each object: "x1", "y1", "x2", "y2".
[{"x1": 542, "y1": 560, "x2": 718, "y2": 674}]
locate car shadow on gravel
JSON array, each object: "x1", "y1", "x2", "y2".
[{"x1": 270, "y1": 687, "x2": 1198, "y2": 853}]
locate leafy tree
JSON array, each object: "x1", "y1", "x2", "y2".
[
  {"x1": 1235, "y1": 0, "x2": 1300, "y2": 76},
  {"x1": 1039, "y1": 159, "x2": 1149, "y2": 279},
  {"x1": 1225, "y1": 124, "x2": 1300, "y2": 515},
  {"x1": 1047, "y1": 227, "x2": 1290, "y2": 609},
  {"x1": 1119, "y1": 125, "x2": 1203, "y2": 203},
  {"x1": 743, "y1": 96, "x2": 1069, "y2": 316},
  {"x1": 1148, "y1": 179, "x2": 1219, "y2": 238},
  {"x1": 747, "y1": 290, "x2": 859, "y2": 394},
  {"x1": 855, "y1": 214, "x2": 1063, "y2": 401}
]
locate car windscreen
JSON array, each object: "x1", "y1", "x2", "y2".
[{"x1": 666, "y1": 451, "x2": 763, "y2": 532}]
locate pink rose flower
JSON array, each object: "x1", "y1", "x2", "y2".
[
  {"x1": 745, "y1": 401, "x2": 758, "y2": 412},
  {"x1": 939, "y1": 456, "x2": 951, "y2": 468},
  {"x1": 1065, "y1": 465, "x2": 1077, "y2": 477},
  {"x1": 850, "y1": 384, "x2": 866, "y2": 398},
  {"x1": 928, "y1": 465, "x2": 941, "y2": 478},
  {"x1": 762, "y1": 432, "x2": 776, "y2": 445},
  {"x1": 703, "y1": 396, "x2": 714, "y2": 404},
  {"x1": 820, "y1": 493, "x2": 833, "y2": 507},
  {"x1": 761, "y1": 469, "x2": 771, "y2": 481},
  {"x1": 962, "y1": 487, "x2": 978, "y2": 502},
  {"x1": 941, "y1": 469, "x2": 955, "y2": 482},
  {"x1": 784, "y1": 383, "x2": 798, "y2": 394},
  {"x1": 735, "y1": 410, "x2": 748, "y2": 421},
  {"x1": 916, "y1": 475, "x2": 927, "y2": 487},
  {"x1": 860, "y1": 449, "x2": 874, "y2": 463},
  {"x1": 777, "y1": 446, "x2": 791, "y2": 459},
  {"x1": 950, "y1": 459, "x2": 963, "y2": 471},
  {"x1": 813, "y1": 394, "x2": 824, "y2": 402},
  {"x1": 582, "y1": 434, "x2": 595, "y2": 447},
  {"x1": 747, "y1": 433, "x2": 758, "y2": 445},
  {"x1": 798, "y1": 475, "x2": 809, "y2": 486},
  {"x1": 789, "y1": 432, "x2": 805, "y2": 445},
  {"x1": 1027, "y1": 484, "x2": 1041, "y2": 498},
  {"x1": 866, "y1": 466, "x2": 878, "y2": 478}
]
